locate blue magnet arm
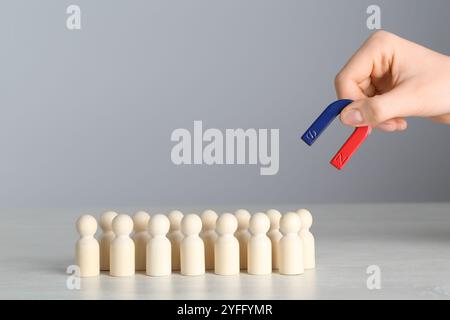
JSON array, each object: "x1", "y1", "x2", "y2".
[{"x1": 301, "y1": 99, "x2": 353, "y2": 146}]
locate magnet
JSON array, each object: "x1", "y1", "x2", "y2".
[
  {"x1": 301, "y1": 99, "x2": 370, "y2": 170},
  {"x1": 329, "y1": 126, "x2": 370, "y2": 170}
]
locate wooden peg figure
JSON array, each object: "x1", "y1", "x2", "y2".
[
  {"x1": 132, "y1": 211, "x2": 150, "y2": 271},
  {"x1": 234, "y1": 209, "x2": 251, "y2": 269},
  {"x1": 247, "y1": 212, "x2": 272, "y2": 275},
  {"x1": 146, "y1": 214, "x2": 171, "y2": 276},
  {"x1": 76, "y1": 214, "x2": 100, "y2": 277},
  {"x1": 266, "y1": 209, "x2": 282, "y2": 270},
  {"x1": 279, "y1": 212, "x2": 304, "y2": 275},
  {"x1": 99, "y1": 211, "x2": 118, "y2": 271},
  {"x1": 167, "y1": 210, "x2": 184, "y2": 271},
  {"x1": 214, "y1": 213, "x2": 239, "y2": 275},
  {"x1": 180, "y1": 214, "x2": 205, "y2": 276},
  {"x1": 200, "y1": 210, "x2": 218, "y2": 270},
  {"x1": 297, "y1": 209, "x2": 316, "y2": 269},
  {"x1": 110, "y1": 214, "x2": 135, "y2": 277}
]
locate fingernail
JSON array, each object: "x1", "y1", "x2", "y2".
[
  {"x1": 342, "y1": 109, "x2": 364, "y2": 125},
  {"x1": 399, "y1": 122, "x2": 408, "y2": 131}
]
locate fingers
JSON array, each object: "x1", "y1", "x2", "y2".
[
  {"x1": 340, "y1": 83, "x2": 418, "y2": 127},
  {"x1": 334, "y1": 49, "x2": 373, "y2": 100},
  {"x1": 429, "y1": 114, "x2": 450, "y2": 125},
  {"x1": 335, "y1": 31, "x2": 396, "y2": 100},
  {"x1": 376, "y1": 118, "x2": 408, "y2": 132}
]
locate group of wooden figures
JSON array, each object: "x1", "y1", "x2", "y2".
[{"x1": 75, "y1": 208, "x2": 315, "y2": 277}]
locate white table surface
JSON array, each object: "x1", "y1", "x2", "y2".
[{"x1": 1, "y1": 203, "x2": 450, "y2": 300}]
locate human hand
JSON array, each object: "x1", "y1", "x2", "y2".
[{"x1": 335, "y1": 31, "x2": 450, "y2": 131}]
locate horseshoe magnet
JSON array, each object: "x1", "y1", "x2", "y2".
[{"x1": 301, "y1": 99, "x2": 370, "y2": 170}]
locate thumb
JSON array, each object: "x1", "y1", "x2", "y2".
[{"x1": 340, "y1": 85, "x2": 416, "y2": 127}]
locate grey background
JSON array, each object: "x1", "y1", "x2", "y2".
[{"x1": 2, "y1": 0, "x2": 450, "y2": 210}]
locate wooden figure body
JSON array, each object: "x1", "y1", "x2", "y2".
[
  {"x1": 76, "y1": 214, "x2": 100, "y2": 277},
  {"x1": 167, "y1": 210, "x2": 184, "y2": 271},
  {"x1": 279, "y1": 212, "x2": 304, "y2": 275},
  {"x1": 266, "y1": 209, "x2": 282, "y2": 270},
  {"x1": 200, "y1": 210, "x2": 218, "y2": 270},
  {"x1": 298, "y1": 209, "x2": 316, "y2": 269},
  {"x1": 214, "y1": 213, "x2": 239, "y2": 275},
  {"x1": 180, "y1": 214, "x2": 205, "y2": 276},
  {"x1": 99, "y1": 211, "x2": 118, "y2": 271},
  {"x1": 147, "y1": 214, "x2": 171, "y2": 276},
  {"x1": 110, "y1": 214, "x2": 135, "y2": 277},
  {"x1": 234, "y1": 209, "x2": 251, "y2": 269},
  {"x1": 132, "y1": 211, "x2": 150, "y2": 271},
  {"x1": 247, "y1": 213, "x2": 272, "y2": 275}
]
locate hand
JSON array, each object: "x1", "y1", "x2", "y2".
[{"x1": 335, "y1": 31, "x2": 450, "y2": 132}]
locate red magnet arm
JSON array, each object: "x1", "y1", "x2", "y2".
[{"x1": 330, "y1": 126, "x2": 371, "y2": 170}]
